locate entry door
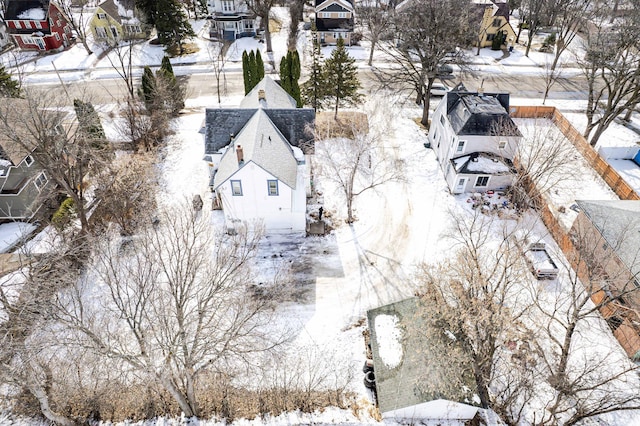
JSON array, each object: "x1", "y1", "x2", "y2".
[{"x1": 454, "y1": 177, "x2": 468, "y2": 193}]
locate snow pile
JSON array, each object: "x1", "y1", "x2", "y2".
[
  {"x1": 17, "y1": 8, "x2": 46, "y2": 20},
  {"x1": 0, "y1": 222, "x2": 36, "y2": 253},
  {"x1": 375, "y1": 314, "x2": 403, "y2": 369},
  {"x1": 464, "y1": 156, "x2": 511, "y2": 173}
]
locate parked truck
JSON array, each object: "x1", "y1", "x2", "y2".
[{"x1": 523, "y1": 242, "x2": 559, "y2": 280}]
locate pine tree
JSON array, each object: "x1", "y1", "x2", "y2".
[
  {"x1": 248, "y1": 50, "x2": 257, "y2": 89},
  {"x1": 140, "y1": 66, "x2": 156, "y2": 111},
  {"x1": 279, "y1": 50, "x2": 302, "y2": 107},
  {"x1": 73, "y1": 99, "x2": 106, "y2": 147},
  {"x1": 302, "y1": 24, "x2": 325, "y2": 111},
  {"x1": 157, "y1": 56, "x2": 184, "y2": 115},
  {"x1": 242, "y1": 51, "x2": 251, "y2": 94},
  {"x1": 135, "y1": 0, "x2": 158, "y2": 25},
  {"x1": 155, "y1": 0, "x2": 195, "y2": 54},
  {"x1": 0, "y1": 65, "x2": 21, "y2": 98},
  {"x1": 323, "y1": 37, "x2": 363, "y2": 118},
  {"x1": 255, "y1": 50, "x2": 265, "y2": 82}
]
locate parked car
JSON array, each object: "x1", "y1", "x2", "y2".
[{"x1": 430, "y1": 82, "x2": 451, "y2": 97}]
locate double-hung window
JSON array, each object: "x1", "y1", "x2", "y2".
[
  {"x1": 475, "y1": 176, "x2": 490, "y2": 188},
  {"x1": 267, "y1": 180, "x2": 278, "y2": 196},
  {"x1": 230, "y1": 180, "x2": 242, "y2": 196}
]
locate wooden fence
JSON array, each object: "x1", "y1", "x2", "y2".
[{"x1": 512, "y1": 106, "x2": 640, "y2": 358}]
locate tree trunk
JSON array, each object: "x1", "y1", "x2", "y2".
[
  {"x1": 472, "y1": 361, "x2": 491, "y2": 409},
  {"x1": 80, "y1": 36, "x2": 93, "y2": 55},
  {"x1": 588, "y1": 123, "x2": 606, "y2": 147},
  {"x1": 262, "y1": 12, "x2": 273, "y2": 53},
  {"x1": 368, "y1": 36, "x2": 377, "y2": 66},
  {"x1": 334, "y1": 93, "x2": 339, "y2": 119},
  {"x1": 158, "y1": 373, "x2": 197, "y2": 417},
  {"x1": 27, "y1": 371, "x2": 74, "y2": 426}
]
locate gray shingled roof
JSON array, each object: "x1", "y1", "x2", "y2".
[
  {"x1": 213, "y1": 110, "x2": 298, "y2": 190},
  {"x1": 240, "y1": 76, "x2": 298, "y2": 109},
  {"x1": 367, "y1": 298, "x2": 478, "y2": 415},
  {"x1": 576, "y1": 200, "x2": 640, "y2": 279},
  {"x1": 97, "y1": 0, "x2": 136, "y2": 25},
  {"x1": 446, "y1": 91, "x2": 521, "y2": 137}
]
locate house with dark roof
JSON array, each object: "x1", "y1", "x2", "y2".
[
  {"x1": 570, "y1": 200, "x2": 640, "y2": 359},
  {"x1": 204, "y1": 77, "x2": 315, "y2": 233},
  {"x1": 367, "y1": 298, "x2": 502, "y2": 423},
  {"x1": 315, "y1": 0, "x2": 354, "y2": 46},
  {"x1": 472, "y1": 0, "x2": 516, "y2": 49},
  {"x1": 207, "y1": 0, "x2": 256, "y2": 40},
  {"x1": 0, "y1": 100, "x2": 56, "y2": 221},
  {"x1": 90, "y1": 0, "x2": 148, "y2": 43},
  {"x1": 428, "y1": 86, "x2": 522, "y2": 194},
  {"x1": 4, "y1": 0, "x2": 73, "y2": 52}
]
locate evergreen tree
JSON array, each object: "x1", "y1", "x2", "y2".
[
  {"x1": 323, "y1": 37, "x2": 363, "y2": 118},
  {"x1": 0, "y1": 65, "x2": 21, "y2": 98},
  {"x1": 248, "y1": 50, "x2": 257, "y2": 88},
  {"x1": 255, "y1": 50, "x2": 265, "y2": 82},
  {"x1": 135, "y1": 0, "x2": 158, "y2": 25},
  {"x1": 302, "y1": 24, "x2": 325, "y2": 111},
  {"x1": 242, "y1": 51, "x2": 251, "y2": 94},
  {"x1": 157, "y1": 56, "x2": 184, "y2": 115},
  {"x1": 155, "y1": 0, "x2": 195, "y2": 54},
  {"x1": 140, "y1": 66, "x2": 157, "y2": 111},
  {"x1": 279, "y1": 50, "x2": 302, "y2": 107},
  {"x1": 73, "y1": 99, "x2": 106, "y2": 147}
]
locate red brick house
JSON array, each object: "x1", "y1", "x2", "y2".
[{"x1": 5, "y1": 0, "x2": 73, "y2": 52}]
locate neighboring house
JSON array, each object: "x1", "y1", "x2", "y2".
[
  {"x1": 204, "y1": 76, "x2": 315, "y2": 233},
  {"x1": 0, "y1": 100, "x2": 55, "y2": 221},
  {"x1": 315, "y1": 0, "x2": 354, "y2": 46},
  {"x1": 367, "y1": 298, "x2": 503, "y2": 423},
  {"x1": 90, "y1": 0, "x2": 147, "y2": 43},
  {"x1": 473, "y1": 0, "x2": 516, "y2": 49},
  {"x1": 207, "y1": 0, "x2": 256, "y2": 40},
  {"x1": 428, "y1": 86, "x2": 522, "y2": 194},
  {"x1": 570, "y1": 200, "x2": 640, "y2": 359},
  {"x1": 4, "y1": 0, "x2": 73, "y2": 52}
]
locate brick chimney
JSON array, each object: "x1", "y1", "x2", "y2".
[
  {"x1": 236, "y1": 145, "x2": 244, "y2": 165},
  {"x1": 258, "y1": 89, "x2": 266, "y2": 101}
]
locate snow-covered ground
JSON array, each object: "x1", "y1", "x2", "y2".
[{"x1": 2, "y1": 5, "x2": 640, "y2": 426}]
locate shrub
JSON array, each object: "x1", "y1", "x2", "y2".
[
  {"x1": 351, "y1": 32, "x2": 363, "y2": 45},
  {"x1": 52, "y1": 197, "x2": 75, "y2": 231}
]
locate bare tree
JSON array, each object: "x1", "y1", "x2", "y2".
[
  {"x1": 245, "y1": 0, "x2": 277, "y2": 53},
  {"x1": 520, "y1": 0, "x2": 551, "y2": 57},
  {"x1": 378, "y1": 0, "x2": 473, "y2": 126},
  {"x1": 413, "y1": 210, "x2": 536, "y2": 422},
  {"x1": 104, "y1": 39, "x2": 137, "y2": 100},
  {"x1": 509, "y1": 118, "x2": 578, "y2": 208},
  {"x1": 93, "y1": 153, "x2": 157, "y2": 236},
  {"x1": 53, "y1": 203, "x2": 292, "y2": 417},
  {"x1": 315, "y1": 105, "x2": 403, "y2": 223},
  {"x1": 207, "y1": 39, "x2": 230, "y2": 105},
  {"x1": 58, "y1": 0, "x2": 93, "y2": 55},
  {"x1": 529, "y1": 215, "x2": 640, "y2": 425},
  {"x1": 0, "y1": 90, "x2": 112, "y2": 234},
  {"x1": 547, "y1": 0, "x2": 599, "y2": 71},
  {"x1": 541, "y1": 58, "x2": 563, "y2": 104},
  {"x1": 287, "y1": 0, "x2": 305, "y2": 51},
  {"x1": 356, "y1": 0, "x2": 391, "y2": 66},
  {"x1": 579, "y1": 15, "x2": 640, "y2": 147}
]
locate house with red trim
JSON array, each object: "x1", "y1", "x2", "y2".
[{"x1": 5, "y1": 0, "x2": 73, "y2": 52}]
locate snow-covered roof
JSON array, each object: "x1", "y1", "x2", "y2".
[
  {"x1": 367, "y1": 298, "x2": 482, "y2": 419},
  {"x1": 213, "y1": 109, "x2": 298, "y2": 190},
  {"x1": 575, "y1": 200, "x2": 640, "y2": 279},
  {"x1": 240, "y1": 76, "x2": 298, "y2": 109},
  {"x1": 452, "y1": 152, "x2": 513, "y2": 175},
  {"x1": 96, "y1": 0, "x2": 139, "y2": 25},
  {"x1": 446, "y1": 91, "x2": 521, "y2": 137},
  {"x1": 5, "y1": 1, "x2": 49, "y2": 21}
]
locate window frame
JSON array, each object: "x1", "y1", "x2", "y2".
[
  {"x1": 267, "y1": 179, "x2": 278, "y2": 196},
  {"x1": 230, "y1": 180, "x2": 243, "y2": 196},
  {"x1": 474, "y1": 175, "x2": 490, "y2": 188},
  {"x1": 498, "y1": 140, "x2": 507, "y2": 149},
  {"x1": 97, "y1": 13, "x2": 106, "y2": 20},
  {"x1": 456, "y1": 140, "x2": 466, "y2": 154},
  {"x1": 24, "y1": 155, "x2": 34, "y2": 167},
  {"x1": 34, "y1": 172, "x2": 47, "y2": 191}
]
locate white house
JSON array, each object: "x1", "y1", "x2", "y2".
[
  {"x1": 428, "y1": 87, "x2": 522, "y2": 194},
  {"x1": 204, "y1": 77, "x2": 315, "y2": 233},
  {"x1": 212, "y1": 110, "x2": 307, "y2": 233},
  {"x1": 207, "y1": 0, "x2": 256, "y2": 40}
]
